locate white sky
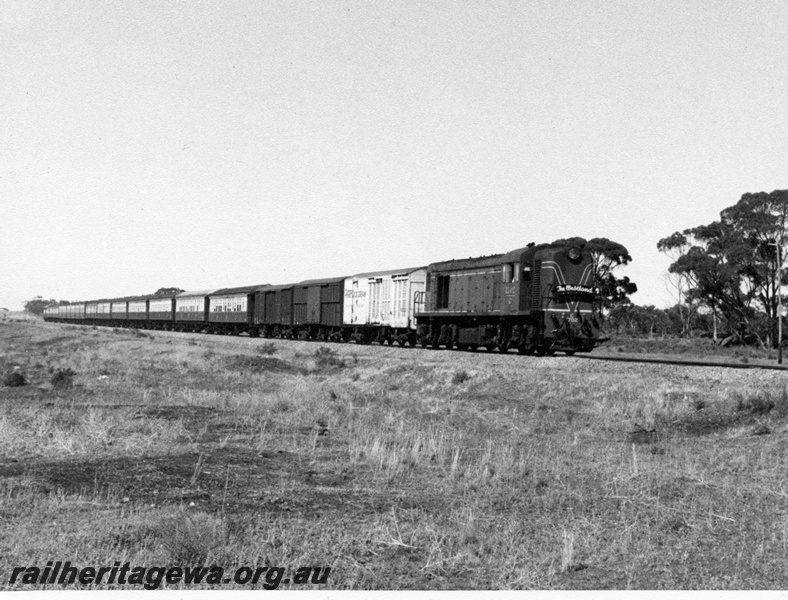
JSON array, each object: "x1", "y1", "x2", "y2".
[{"x1": 2, "y1": 0, "x2": 787, "y2": 310}]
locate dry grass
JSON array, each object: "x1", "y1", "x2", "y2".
[{"x1": 1, "y1": 319, "x2": 788, "y2": 589}]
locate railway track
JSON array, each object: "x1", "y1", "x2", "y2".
[
  {"x1": 574, "y1": 352, "x2": 788, "y2": 371},
  {"x1": 35, "y1": 316, "x2": 788, "y2": 372}
]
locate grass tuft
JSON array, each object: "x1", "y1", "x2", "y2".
[{"x1": 157, "y1": 511, "x2": 227, "y2": 563}]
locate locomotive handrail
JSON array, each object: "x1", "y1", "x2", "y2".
[{"x1": 413, "y1": 290, "x2": 426, "y2": 314}]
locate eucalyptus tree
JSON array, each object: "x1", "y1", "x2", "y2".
[
  {"x1": 658, "y1": 189, "x2": 788, "y2": 346},
  {"x1": 550, "y1": 236, "x2": 637, "y2": 310}
]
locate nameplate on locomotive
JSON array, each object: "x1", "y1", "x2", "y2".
[{"x1": 555, "y1": 285, "x2": 593, "y2": 294}]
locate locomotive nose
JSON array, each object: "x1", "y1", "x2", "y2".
[{"x1": 550, "y1": 311, "x2": 604, "y2": 350}]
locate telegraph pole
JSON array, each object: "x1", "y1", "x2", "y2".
[
  {"x1": 772, "y1": 238, "x2": 784, "y2": 364},
  {"x1": 778, "y1": 242, "x2": 783, "y2": 365}
]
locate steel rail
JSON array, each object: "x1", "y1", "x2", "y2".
[{"x1": 574, "y1": 352, "x2": 788, "y2": 371}]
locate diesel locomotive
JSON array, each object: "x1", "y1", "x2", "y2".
[
  {"x1": 43, "y1": 239, "x2": 607, "y2": 355},
  {"x1": 416, "y1": 241, "x2": 604, "y2": 354}
]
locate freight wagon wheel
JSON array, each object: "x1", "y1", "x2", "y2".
[{"x1": 457, "y1": 343, "x2": 468, "y2": 351}]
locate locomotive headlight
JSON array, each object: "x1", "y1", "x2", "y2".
[{"x1": 567, "y1": 247, "x2": 581, "y2": 260}]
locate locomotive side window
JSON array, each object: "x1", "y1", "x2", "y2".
[
  {"x1": 523, "y1": 267, "x2": 531, "y2": 282},
  {"x1": 436, "y1": 275, "x2": 450, "y2": 309},
  {"x1": 502, "y1": 263, "x2": 520, "y2": 283}
]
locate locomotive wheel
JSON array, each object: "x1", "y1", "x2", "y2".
[{"x1": 565, "y1": 350, "x2": 575, "y2": 356}]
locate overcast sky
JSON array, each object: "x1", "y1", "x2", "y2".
[{"x1": 2, "y1": 0, "x2": 786, "y2": 310}]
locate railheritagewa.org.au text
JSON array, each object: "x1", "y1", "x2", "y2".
[{"x1": 8, "y1": 561, "x2": 331, "y2": 590}]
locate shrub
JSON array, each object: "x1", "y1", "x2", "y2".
[
  {"x1": 50, "y1": 367, "x2": 76, "y2": 389},
  {"x1": 735, "y1": 391, "x2": 775, "y2": 415},
  {"x1": 452, "y1": 370, "x2": 471, "y2": 384},
  {"x1": 314, "y1": 346, "x2": 347, "y2": 369},
  {"x1": 3, "y1": 371, "x2": 27, "y2": 387},
  {"x1": 257, "y1": 342, "x2": 278, "y2": 356},
  {"x1": 223, "y1": 354, "x2": 293, "y2": 373},
  {"x1": 775, "y1": 388, "x2": 788, "y2": 418}
]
